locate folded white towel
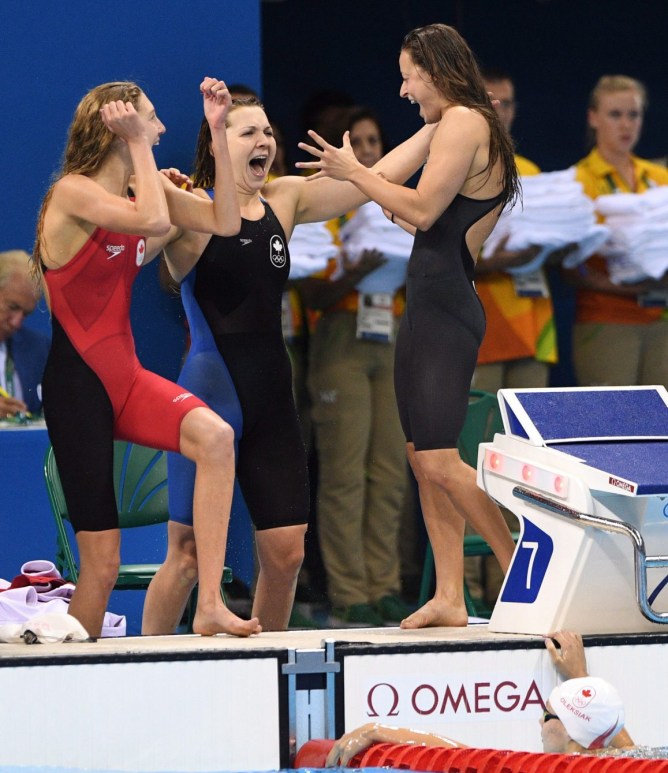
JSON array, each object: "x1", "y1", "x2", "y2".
[{"x1": 288, "y1": 222, "x2": 338, "y2": 279}]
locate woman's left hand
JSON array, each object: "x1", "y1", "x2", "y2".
[
  {"x1": 159, "y1": 167, "x2": 193, "y2": 192},
  {"x1": 200, "y1": 77, "x2": 232, "y2": 130},
  {"x1": 296, "y1": 130, "x2": 363, "y2": 181}
]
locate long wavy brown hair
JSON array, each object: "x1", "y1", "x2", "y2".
[
  {"x1": 191, "y1": 96, "x2": 264, "y2": 189},
  {"x1": 402, "y1": 23, "x2": 520, "y2": 209},
  {"x1": 32, "y1": 81, "x2": 144, "y2": 276}
]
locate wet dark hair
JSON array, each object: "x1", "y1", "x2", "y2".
[
  {"x1": 402, "y1": 24, "x2": 520, "y2": 209},
  {"x1": 191, "y1": 96, "x2": 265, "y2": 189}
]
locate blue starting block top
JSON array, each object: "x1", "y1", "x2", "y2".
[{"x1": 498, "y1": 387, "x2": 668, "y2": 495}]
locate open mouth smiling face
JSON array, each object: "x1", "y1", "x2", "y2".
[{"x1": 249, "y1": 154, "x2": 269, "y2": 178}]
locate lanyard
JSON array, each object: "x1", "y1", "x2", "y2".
[
  {"x1": 4, "y1": 340, "x2": 15, "y2": 397},
  {"x1": 604, "y1": 170, "x2": 652, "y2": 193}
]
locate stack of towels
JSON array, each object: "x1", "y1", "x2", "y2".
[
  {"x1": 288, "y1": 221, "x2": 339, "y2": 279},
  {"x1": 481, "y1": 168, "x2": 609, "y2": 274},
  {"x1": 595, "y1": 187, "x2": 668, "y2": 284},
  {"x1": 339, "y1": 201, "x2": 415, "y2": 294}
]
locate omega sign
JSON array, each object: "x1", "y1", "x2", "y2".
[{"x1": 365, "y1": 679, "x2": 545, "y2": 719}]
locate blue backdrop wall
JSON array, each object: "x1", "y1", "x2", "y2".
[{"x1": 1, "y1": 0, "x2": 262, "y2": 380}]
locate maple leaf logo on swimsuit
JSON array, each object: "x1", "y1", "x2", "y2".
[
  {"x1": 136, "y1": 239, "x2": 146, "y2": 266},
  {"x1": 269, "y1": 235, "x2": 286, "y2": 268}
]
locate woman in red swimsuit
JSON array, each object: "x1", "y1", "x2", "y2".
[{"x1": 33, "y1": 77, "x2": 260, "y2": 639}]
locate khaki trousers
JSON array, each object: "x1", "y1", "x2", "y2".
[{"x1": 308, "y1": 312, "x2": 407, "y2": 607}]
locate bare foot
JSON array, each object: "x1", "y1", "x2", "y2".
[
  {"x1": 400, "y1": 598, "x2": 468, "y2": 629},
  {"x1": 193, "y1": 607, "x2": 262, "y2": 637}
]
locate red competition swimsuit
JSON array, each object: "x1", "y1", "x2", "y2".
[{"x1": 42, "y1": 227, "x2": 207, "y2": 531}]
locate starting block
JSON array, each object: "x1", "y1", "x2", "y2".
[{"x1": 478, "y1": 386, "x2": 668, "y2": 635}]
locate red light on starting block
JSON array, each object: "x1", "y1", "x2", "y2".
[
  {"x1": 486, "y1": 451, "x2": 503, "y2": 471},
  {"x1": 553, "y1": 475, "x2": 567, "y2": 495},
  {"x1": 521, "y1": 464, "x2": 533, "y2": 482}
]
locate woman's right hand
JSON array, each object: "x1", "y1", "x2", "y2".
[{"x1": 99, "y1": 100, "x2": 149, "y2": 143}]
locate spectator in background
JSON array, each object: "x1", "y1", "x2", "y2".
[
  {"x1": 300, "y1": 89, "x2": 356, "y2": 150},
  {"x1": 474, "y1": 67, "x2": 556, "y2": 394},
  {"x1": 0, "y1": 250, "x2": 49, "y2": 418},
  {"x1": 302, "y1": 107, "x2": 412, "y2": 626},
  {"x1": 566, "y1": 75, "x2": 668, "y2": 388}
]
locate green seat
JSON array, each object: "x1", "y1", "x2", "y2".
[
  {"x1": 44, "y1": 441, "x2": 232, "y2": 622},
  {"x1": 418, "y1": 390, "x2": 518, "y2": 618}
]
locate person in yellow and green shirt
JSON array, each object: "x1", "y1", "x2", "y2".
[
  {"x1": 467, "y1": 69, "x2": 557, "y2": 609},
  {"x1": 474, "y1": 69, "x2": 557, "y2": 397},
  {"x1": 566, "y1": 75, "x2": 668, "y2": 388},
  {"x1": 301, "y1": 108, "x2": 412, "y2": 627}
]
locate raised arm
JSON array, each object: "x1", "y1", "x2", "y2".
[
  {"x1": 49, "y1": 101, "x2": 171, "y2": 244},
  {"x1": 277, "y1": 123, "x2": 437, "y2": 228},
  {"x1": 161, "y1": 78, "x2": 240, "y2": 238},
  {"x1": 297, "y1": 108, "x2": 489, "y2": 231},
  {"x1": 325, "y1": 722, "x2": 466, "y2": 767},
  {"x1": 544, "y1": 632, "x2": 635, "y2": 749}
]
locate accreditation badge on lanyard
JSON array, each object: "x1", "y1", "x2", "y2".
[
  {"x1": 512, "y1": 270, "x2": 550, "y2": 298},
  {"x1": 638, "y1": 289, "x2": 668, "y2": 308},
  {"x1": 356, "y1": 293, "x2": 394, "y2": 342}
]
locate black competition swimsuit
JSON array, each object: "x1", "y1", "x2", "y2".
[
  {"x1": 394, "y1": 193, "x2": 503, "y2": 450},
  {"x1": 168, "y1": 201, "x2": 309, "y2": 530}
]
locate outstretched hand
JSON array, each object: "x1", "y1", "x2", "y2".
[
  {"x1": 544, "y1": 630, "x2": 588, "y2": 680},
  {"x1": 100, "y1": 101, "x2": 148, "y2": 143},
  {"x1": 200, "y1": 77, "x2": 232, "y2": 130},
  {"x1": 296, "y1": 130, "x2": 363, "y2": 181}
]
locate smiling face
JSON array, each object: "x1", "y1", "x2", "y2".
[
  {"x1": 399, "y1": 49, "x2": 446, "y2": 123},
  {"x1": 136, "y1": 93, "x2": 166, "y2": 146},
  {"x1": 225, "y1": 106, "x2": 276, "y2": 190},
  {"x1": 588, "y1": 88, "x2": 644, "y2": 157}
]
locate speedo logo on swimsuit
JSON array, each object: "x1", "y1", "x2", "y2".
[
  {"x1": 106, "y1": 245, "x2": 126, "y2": 259},
  {"x1": 172, "y1": 392, "x2": 194, "y2": 403},
  {"x1": 608, "y1": 476, "x2": 635, "y2": 493},
  {"x1": 240, "y1": 238, "x2": 253, "y2": 246},
  {"x1": 269, "y1": 235, "x2": 286, "y2": 268}
]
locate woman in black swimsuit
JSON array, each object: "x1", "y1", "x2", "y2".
[
  {"x1": 145, "y1": 98, "x2": 438, "y2": 633},
  {"x1": 298, "y1": 23, "x2": 521, "y2": 628}
]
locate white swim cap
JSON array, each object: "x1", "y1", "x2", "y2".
[{"x1": 549, "y1": 677, "x2": 625, "y2": 749}]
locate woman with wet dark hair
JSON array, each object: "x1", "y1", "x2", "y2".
[{"x1": 298, "y1": 23, "x2": 520, "y2": 629}]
